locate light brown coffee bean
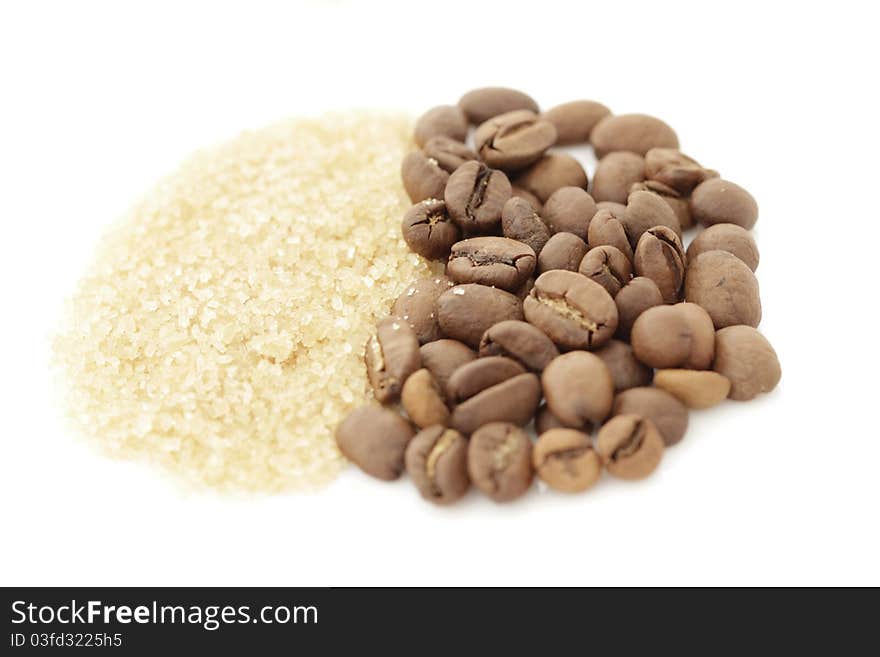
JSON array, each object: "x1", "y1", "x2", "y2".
[
  {"x1": 447, "y1": 236, "x2": 536, "y2": 292},
  {"x1": 596, "y1": 414, "x2": 664, "y2": 480},
  {"x1": 401, "y1": 368, "x2": 450, "y2": 428},
  {"x1": 501, "y1": 196, "x2": 551, "y2": 256},
  {"x1": 401, "y1": 198, "x2": 461, "y2": 260},
  {"x1": 591, "y1": 113, "x2": 679, "y2": 157},
  {"x1": 578, "y1": 245, "x2": 633, "y2": 297},
  {"x1": 405, "y1": 426, "x2": 469, "y2": 505},
  {"x1": 587, "y1": 208, "x2": 633, "y2": 262},
  {"x1": 414, "y1": 105, "x2": 469, "y2": 148},
  {"x1": 423, "y1": 136, "x2": 479, "y2": 173},
  {"x1": 401, "y1": 151, "x2": 449, "y2": 203},
  {"x1": 419, "y1": 339, "x2": 476, "y2": 397},
  {"x1": 392, "y1": 275, "x2": 454, "y2": 344},
  {"x1": 685, "y1": 250, "x2": 761, "y2": 329},
  {"x1": 533, "y1": 429, "x2": 601, "y2": 493},
  {"x1": 687, "y1": 223, "x2": 759, "y2": 271},
  {"x1": 614, "y1": 276, "x2": 664, "y2": 340},
  {"x1": 510, "y1": 185, "x2": 544, "y2": 213},
  {"x1": 479, "y1": 320, "x2": 560, "y2": 372},
  {"x1": 653, "y1": 369, "x2": 731, "y2": 409},
  {"x1": 713, "y1": 326, "x2": 781, "y2": 401},
  {"x1": 630, "y1": 302, "x2": 714, "y2": 370},
  {"x1": 542, "y1": 100, "x2": 612, "y2": 144},
  {"x1": 596, "y1": 200, "x2": 628, "y2": 215},
  {"x1": 468, "y1": 422, "x2": 533, "y2": 502},
  {"x1": 474, "y1": 110, "x2": 557, "y2": 171},
  {"x1": 436, "y1": 284, "x2": 524, "y2": 348},
  {"x1": 542, "y1": 351, "x2": 614, "y2": 427},
  {"x1": 458, "y1": 87, "x2": 540, "y2": 124},
  {"x1": 622, "y1": 189, "x2": 682, "y2": 247},
  {"x1": 513, "y1": 153, "x2": 588, "y2": 203},
  {"x1": 336, "y1": 405, "x2": 415, "y2": 480},
  {"x1": 444, "y1": 161, "x2": 512, "y2": 233},
  {"x1": 690, "y1": 178, "x2": 758, "y2": 229},
  {"x1": 644, "y1": 147, "x2": 718, "y2": 195},
  {"x1": 633, "y1": 226, "x2": 686, "y2": 303},
  {"x1": 591, "y1": 151, "x2": 646, "y2": 204},
  {"x1": 594, "y1": 339, "x2": 653, "y2": 392},
  {"x1": 364, "y1": 317, "x2": 421, "y2": 403},
  {"x1": 541, "y1": 186, "x2": 598, "y2": 241},
  {"x1": 629, "y1": 179, "x2": 693, "y2": 231},
  {"x1": 537, "y1": 232, "x2": 589, "y2": 274},
  {"x1": 612, "y1": 387, "x2": 689, "y2": 447}
]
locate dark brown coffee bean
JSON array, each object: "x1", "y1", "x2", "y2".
[
  {"x1": 622, "y1": 189, "x2": 682, "y2": 247},
  {"x1": 447, "y1": 237, "x2": 536, "y2": 292},
  {"x1": 537, "y1": 232, "x2": 588, "y2": 274},
  {"x1": 450, "y1": 372, "x2": 541, "y2": 436},
  {"x1": 458, "y1": 87, "x2": 540, "y2": 125},
  {"x1": 501, "y1": 196, "x2": 551, "y2": 256},
  {"x1": 684, "y1": 250, "x2": 761, "y2": 328},
  {"x1": 541, "y1": 186, "x2": 598, "y2": 241},
  {"x1": 614, "y1": 276, "x2": 663, "y2": 340},
  {"x1": 533, "y1": 428, "x2": 601, "y2": 492},
  {"x1": 644, "y1": 147, "x2": 718, "y2": 195},
  {"x1": 534, "y1": 404, "x2": 593, "y2": 435},
  {"x1": 513, "y1": 153, "x2": 588, "y2": 203},
  {"x1": 414, "y1": 105, "x2": 468, "y2": 148},
  {"x1": 436, "y1": 284, "x2": 523, "y2": 348},
  {"x1": 591, "y1": 113, "x2": 679, "y2": 158},
  {"x1": 467, "y1": 422, "x2": 533, "y2": 502},
  {"x1": 401, "y1": 199, "x2": 461, "y2": 260},
  {"x1": 364, "y1": 317, "x2": 421, "y2": 403},
  {"x1": 594, "y1": 339, "x2": 653, "y2": 391},
  {"x1": 687, "y1": 223, "x2": 759, "y2": 272},
  {"x1": 633, "y1": 226, "x2": 686, "y2": 303},
  {"x1": 690, "y1": 178, "x2": 758, "y2": 229},
  {"x1": 596, "y1": 414, "x2": 664, "y2": 480},
  {"x1": 587, "y1": 208, "x2": 633, "y2": 261},
  {"x1": 653, "y1": 369, "x2": 731, "y2": 409},
  {"x1": 542, "y1": 351, "x2": 614, "y2": 426},
  {"x1": 510, "y1": 185, "x2": 543, "y2": 213},
  {"x1": 514, "y1": 277, "x2": 535, "y2": 300},
  {"x1": 630, "y1": 302, "x2": 715, "y2": 370},
  {"x1": 393, "y1": 276, "x2": 454, "y2": 344},
  {"x1": 401, "y1": 368, "x2": 449, "y2": 428},
  {"x1": 474, "y1": 110, "x2": 557, "y2": 171},
  {"x1": 629, "y1": 179, "x2": 693, "y2": 231},
  {"x1": 423, "y1": 136, "x2": 479, "y2": 173},
  {"x1": 405, "y1": 426, "x2": 469, "y2": 505},
  {"x1": 591, "y1": 151, "x2": 646, "y2": 204},
  {"x1": 401, "y1": 151, "x2": 449, "y2": 204},
  {"x1": 542, "y1": 100, "x2": 612, "y2": 144},
  {"x1": 419, "y1": 339, "x2": 476, "y2": 397},
  {"x1": 578, "y1": 245, "x2": 632, "y2": 297},
  {"x1": 524, "y1": 270, "x2": 618, "y2": 350},
  {"x1": 444, "y1": 161, "x2": 512, "y2": 233},
  {"x1": 713, "y1": 326, "x2": 781, "y2": 401},
  {"x1": 336, "y1": 405, "x2": 415, "y2": 480},
  {"x1": 479, "y1": 320, "x2": 560, "y2": 371},
  {"x1": 446, "y1": 356, "x2": 525, "y2": 404},
  {"x1": 612, "y1": 387, "x2": 689, "y2": 447}
]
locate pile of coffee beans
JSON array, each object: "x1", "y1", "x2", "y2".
[{"x1": 336, "y1": 87, "x2": 781, "y2": 504}]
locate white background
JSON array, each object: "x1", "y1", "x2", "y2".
[{"x1": 1, "y1": 0, "x2": 878, "y2": 586}]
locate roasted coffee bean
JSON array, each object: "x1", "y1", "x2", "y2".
[
  {"x1": 446, "y1": 356, "x2": 526, "y2": 403},
  {"x1": 535, "y1": 404, "x2": 593, "y2": 435},
  {"x1": 622, "y1": 189, "x2": 682, "y2": 247},
  {"x1": 596, "y1": 200, "x2": 628, "y2": 215},
  {"x1": 458, "y1": 87, "x2": 540, "y2": 125},
  {"x1": 713, "y1": 325, "x2": 781, "y2": 401},
  {"x1": 336, "y1": 405, "x2": 415, "y2": 480},
  {"x1": 631, "y1": 302, "x2": 715, "y2": 370},
  {"x1": 612, "y1": 387, "x2": 689, "y2": 447},
  {"x1": 393, "y1": 276, "x2": 454, "y2": 344},
  {"x1": 596, "y1": 414, "x2": 664, "y2": 480},
  {"x1": 501, "y1": 196, "x2": 551, "y2": 256},
  {"x1": 685, "y1": 250, "x2": 761, "y2": 328},
  {"x1": 541, "y1": 186, "x2": 598, "y2": 241},
  {"x1": 406, "y1": 426, "x2": 469, "y2": 504},
  {"x1": 687, "y1": 223, "x2": 759, "y2": 271},
  {"x1": 524, "y1": 270, "x2": 618, "y2": 350},
  {"x1": 654, "y1": 369, "x2": 731, "y2": 409},
  {"x1": 578, "y1": 245, "x2": 633, "y2": 297},
  {"x1": 515, "y1": 277, "x2": 535, "y2": 300},
  {"x1": 450, "y1": 372, "x2": 541, "y2": 436},
  {"x1": 419, "y1": 339, "x2": 476, "y2": 397},
  {"x1": 542, "y1": 351, "x2": 614, "y2": 426},
  {"x1": 690, "y1": 178, "x2": 758, "y2": 229},
  {"x1": 401, "y1": 368, "x2": 450, "y2": 428},
  {"x1": 474, "y1": 110, "x2": 557, "y2": 171},
  {"x1": 594, "y1": 339, "x2": 653, "y2": 391},
  {"x1": 533, "y1": 429, "x2": 601, "y2": 493},
  {"x1": 591, "y1": 113, "x2": 679, "y2": 158},
  {"x1": 401, "y1": 151, "x2": 449, "y2": 203},
  {"x1": 436, "y1": 284, "x2": 524, "y2": 348},
  {"x1": 444, "y1": 161, "x2": 512, "y2": 233},
  {"x1": 447, "y1": 236, "x2": 536, "y2": 292},
  {"x1": 468, "y1": 422, "x2": 533, "y2": 502},
  {"x1": 542, "y1": 100, "x2": 612, "y2": 145},
  {"x1": 629, "y1": 179, "x2": 693, "y2": 231},
  {"x1": 591, "y1": 151, "x2": 646, "y2": 204},
  {"x1": 510, "y1": 185, "x2": 544, "y2": 213},
  {"x1": 479, "y1": 320, "x2": 560, "y2": 371},
  {"x1": 513, "y1": 153, "x2": 588, "y2": 203},
  {"x1": 364, "y1": 317, "x2": 421, "y2": 402},
  {"x1": 644, "y1": 147, "x2": 718, "y2": 195},
  {"x1": 587, "y1": 208, "x2": 633, "y2": 262},
  {"x1": 423, "y1": 136, "x2": 479, "y2": 173},
  {"x1": 633, "y1": 226, "x2": 686, "y2": 303},
  {"x1": 614, "y1": 276, "x2": 664, "y2": 340},
  {"x1": 537, "y1": 232, "x2": 589, "y2": 274},
  {"x1": 414, "y1": 105, "x2": 469, "y2": 148},
  {"x1": 401, "y1": 198, "x2": 461, "y2": 260}
]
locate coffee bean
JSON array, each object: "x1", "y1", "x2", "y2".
[
  {"x1": 474, "y1": 110, "x2": 557, "y2": 171},
  {"x1": 591, "y1": 113, "x2": 679, "y2": 157},
  {"x1": 479, "y1": 319, "x2": 560, "y2": 371},
  {"x1": 458, "y1": 87, "x2": 540, "y2": 124},
  {"x1": 501, "y1": 197, "x2": 551, "y2": 256},
  {"x1": 467, "y1": 422, "x2": 534, "y2": 502},
  {"x1": 414, "y1": 105, "x2": 469, "y2": 148},
  {"x1": 401, "y1": 151, "x2": 449, "y2": 203},
  {"x1": 596, "y1": 200, "x2": 627, "y2": 215},
  {"x1": 336, "y1": 405, "x2": 415, "y2": 480},
  {"x1": 537, "y1": 232, "x2": 589, "y2": 274},
  {"x1": 596, "y1": 414, "x2": 664, "y2": 480},
  {"x1": 524, "y1": 270, "x2": 618, "y2": 350},
  {"x1": 451, "y1": 373, "x2": 541, "y2": 436},
  {"x1": 515, "y1": 277, "x2": 535, "y2": 300},
  {"x1": 447, "y1": 356, "x2": 526, "y2": 403},
  {"x1": 542, "y1": 351, "x2": 614, "y2": 427},
  {"x1": 614, "y1": 276, "x2": 663, "y2": 339},
  {"x1": 633, "y1": 225, "x2": 686, "y2": 303},
  {"x1": 653, "y1": 369, "x2": 731, "y2": 409},
  {"x1": 401, "y1": 198, "x2": 461, "y2": 260},
  {"x1": 401, "y1": 368, "x2": 450, "y2": 428},
  {"x1": 684, "y1": 250, "x2": 761, "y2": 329},
  {"x1": 447, "y1": 236, "x2": 536, "y2": 292},
  {"x1": 533, "y1": 428, "x2": 601, "y2": 493},
  {"x1": 419, "y1": 339, "x2": 476, "y2": 397},
  {"x1": 423, "y1": 136, "x2": 479, "y2": 173},
  {"x1": 535, "y1": 403, "x2": 593, "y2": 435},
  {"x1": 444, "y1": 161, "x2": 512, "y2": 233},
  {"x1": 630, "y1": 302, "x2": 714, "y2": 370},
  {"x1": 629, "y1": 179, "x2": 694, "y2": 230},
  {"x1": 587, "y1": 208, "x2": 634, "y2": 261},
  {"x1": 713, "y1": 326, "x2": 781, "y2": 401},
  {"x1": 405, "y1": 426, "x2": 469, "y2": 504},
  {"x1": 393, "y1": 276, "x2": 454, "y2": 344},
  {"x1": 578, "y1": 245, "x2": 633, "y2": 297},
  {"x1": 622, "y1": 189, "x2": 682, "y2": 247},
  {"x1": 364, "y1": 317, "x2": 421, "y2": 403},
  {"x1": 436, "y1": 283, "x2": 524, "y2": 348},
  {"x1": 513, "y1": 153, "x2": 588, "y2": 203},
  {"x1": 612, "y1": 387, "x2": 689, "y2": 447},
  {"x1": 686, "y1": 223, "x2": 759, "y2": 271},
  {"x1": 510, "y1": 185, "x2": 544, "y2": 213},
  {"x1": 644, "y1": 147, "x2": 718, "y2": 195},
  {"x1": 542, "y1": 100, "x2": 612, "y2": 144},
  {"x1": 594, "y1": 339, "x2": 653, "y2": 391},
  {"x1": 541, "y1": 186, "x2": 598, "y2": 241},
  {"x1": 690, "y1": 178, "x2": 758, "y2": 229},
  {"x1": 591, "y1": 151, "x2": 646, "y2": 204}
]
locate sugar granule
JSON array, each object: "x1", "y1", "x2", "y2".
[{"x1": 53, "y1": 112, "x2": 438, "y2": 492}]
